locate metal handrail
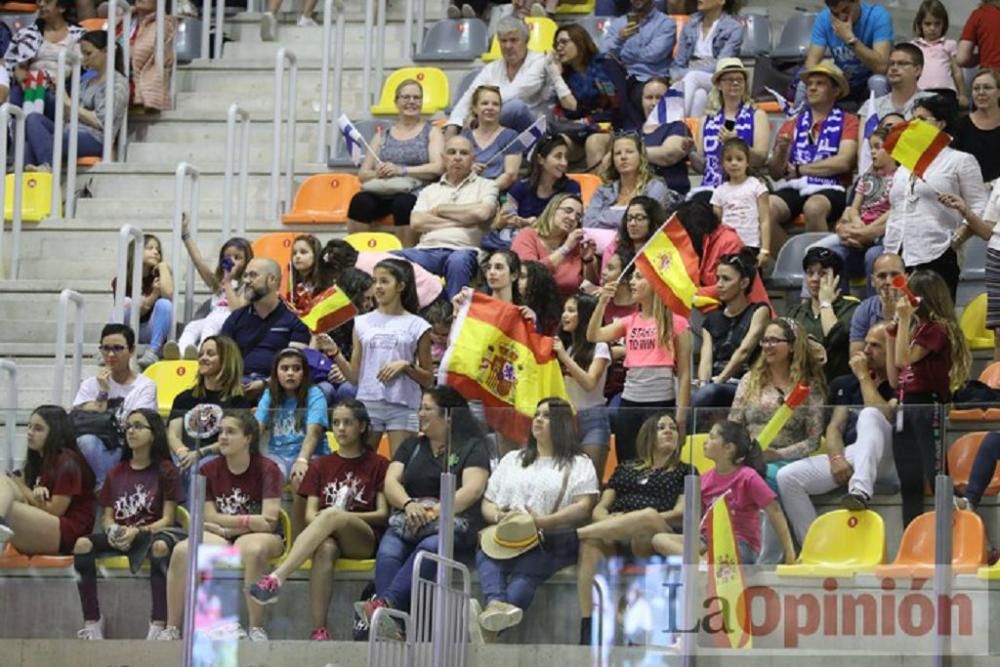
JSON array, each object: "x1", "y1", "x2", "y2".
[
  {"x1": 168, "y1": 0, "x2": 178, "y2": 107},
  {"x1": 52, "y1": 289, "x2": 85, "y2": 407},
  {"x1": 156, "y1": 0, "x2": 166, "y2": 80},
  {"x1": 52, "y1": 49, "x2": 81, "y2": 219},
  {"x1": 104, "y1": 0, "x2": 132, "y2": 162},
  {"x1": 0, "y1": 104, "x2": 25, "y2": 279},
  {"x1": 317, "y1": 0, "x2": 346, "y2": 164},
  {"x1": 171, "y1": 162, "x2": 200, "y2": 340},
  {"x1": 113, "y1": 225, "x2": 144, "y2": 335},
  {"x1": 269, "y1": 48, "x2": 297, "y2": 220},
  {"x1": 375, "y1": 0, "x2": 386, "y2": 95},
  {"x1": 361, "y1": 0, "x2": 374, "y2": 108},
  {"x1": 199, "y1": 0, "x2": 224, "y2": 60},
  {"x1": 222, "y1": 104, "x2": 250, "y2": 239},
  {"x1": 403, "y1": 0, "x2": 413, "y2": 59},
  {"x1": 0, "y1": 360, "x2": 16, "y2": 472}
]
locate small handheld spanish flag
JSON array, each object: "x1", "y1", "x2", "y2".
[
  {"x1": 633, "y1": 213, "x2": 701, "y2": 317},
  {"x1": 297, "y1": 286, "x2": 357, "y2": 334},
  {"x1": 706, "y1": 494, "x2": 752, "y2": 649},
  {"x1": 755, "y1": 382, "x2": 811, "y2": 449},
  {"x1": 882, "y1": 118, "x2": 950, "y2": 179}
]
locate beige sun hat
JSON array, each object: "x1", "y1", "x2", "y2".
[
  {"x1": 799, "y1": 60, "x2": 850, "y2": 100},
  {"x1": 480, "y1": 512, "x2": 541, "y2": 560},
  {"x1": 711, "y1": 57, "x2": 749, "y2": 85}
]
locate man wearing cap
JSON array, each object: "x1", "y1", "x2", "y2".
[
  {"x1": 767, "y1": 61, "x2": 859, "y2": 252},
  {"x1": 788, "y1": 246, "x2": 860, "y2": 382},
  {"x1": 800, "y1": 0, "x2": 893, "y2": 106}
]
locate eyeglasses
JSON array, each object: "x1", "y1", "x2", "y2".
[
  {"x1": 125, "y1": 423, "x2": 152, "y2": 432},
  {"x1": 625, "y1": 214, "x2": 649, "y2": 223},
  {"x1": 99, "y1": 344, "x2": 128, "y2": 354},
  {"x1": 759, "y1": 337, "x2": 791, "y2": 347},
  {"x1": 554, "y1": 37, "x2": 572, "y2": 47}
]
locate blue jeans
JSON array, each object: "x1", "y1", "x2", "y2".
[
  {"x1": 476, "y1": 546, "x2": 577, "y2": 610},
  {"x1": 316, "y1": 380, "x2": 357, "y2": 405},
  {"x1": 77, "y1": 434, "x2": 122, "y2": 490},
  {"x1": 393, "y1": 248, "x2": 477, "y2": 299},
  {"x1": 125, "y1": 298, "x2": 173, "y2": 355},
  {"x1": 691, "y1": 381, "x2": 738, "y2": 408},
  {"x1": 498, "y1": 99, "x2": 538, "y2": 134},
  {"x1": 964, "y1": 432, "x2": 1000, "y2": 507},
  {"x1": 374, "y1": 529, "x2": 441, "y2": 611},
  {"x1": 757, "y1": 460, "x2": 793, "y2": 565},
  {"x1": 23, "y1": 113, "x2": 103, "y2": 167}
]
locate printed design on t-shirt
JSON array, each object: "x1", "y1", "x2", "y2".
[
  {"x1": 184, "y1": 404, "x2": 225, "y2": 440},
  {"x1": 477, "y1": 342, "x2": 520, "y2": 399},
  {"x1": 272, "y1": 410, "x2": 302, "y2": 441},
  {"x1": 371, "y1": 333, "x2": 400, "y2": 350},
  {"x1": 627, "y1": 324, "x2": 659, "y2": 352},
  {"x1": 215, "y1": 486, "x2": 254, "y2": 515},
  {"x1": 321, "y1": 471, "x2": 367, "y2": 510},
  {"x1": 113, "y1": 483, "x2": 155, "y2": 523}
]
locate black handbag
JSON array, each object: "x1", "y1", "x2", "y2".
[{"x1": 70, "y1": 409, "x2": 123, "y2": 451}]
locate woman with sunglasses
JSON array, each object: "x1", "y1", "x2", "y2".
[
  {"x1": 729, "y1": 317, "x2": 826, "y2": 564},
  {"x1": 461, "y1": 85, "x2": 521, "y2": 192},
  {"x1": 512, "y1": 193, "x2": 599, "y2": 298}
]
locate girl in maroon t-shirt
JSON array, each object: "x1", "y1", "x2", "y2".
[
  {"x1": 160, "y1": 411, "x2": 284, "y2": 642},
  {"x1": 74, "y1": 408, "x2": 185, "y2": 640},
  {"x1": 887, "y1": 270, "x2": 971, "y2": 527},
  {"x1": 0, "y1": 405, "x2": 95, "y2": 557},
  {"x1": 248, "y1": 399, "x2": 389, "y2": 639}
]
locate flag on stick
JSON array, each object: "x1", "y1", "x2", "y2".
[
  {"x1": 632, "y1": 213, "x2": 702, "y2": 317},
  {"x1": 883, "y1": 118, "x2": 951, "y2": 179},
  {"x1": 337, "y1": 114, "x2": 374, "y2": 166},
  {"x1": 706, "y1": 494, "x2": 752, "y2": 649},
  {"x1": 296, "y1": 286, "x2": 357, "y2": 334},
  {"x1": 645, "y1": 88, "x2": 684, "y2": 126}
]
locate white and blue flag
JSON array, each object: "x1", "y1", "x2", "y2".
[
  {"x1": 337, "y1": 114, "x2": 367, "y2": 166},
  {"x1": 511, "y1": 116, "x2": 548, "y2": 154},
  {"x1": 645, "y1": 88, "x2": 684, "y2": 126}
]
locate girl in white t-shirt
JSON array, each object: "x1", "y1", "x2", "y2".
[
  {"x1": 709, "y1": 138, "x2": 771, "y2": 265},
  {"x1": 553, "y1": 292, "x2": 611, "y2": 481},
  {"x1": 329, "y1": 259, "x2": 433, "y2": 456}
]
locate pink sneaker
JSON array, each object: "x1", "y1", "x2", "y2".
[
  {"x1": 248, "y1": 574, "x2": 281, "y2": 606},
  {"x1": 310, "y1": 626, "x2": 331, "y2": 641}
]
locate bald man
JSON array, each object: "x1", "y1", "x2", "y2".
[
  {"x1": 394, "y1": 135, "x2": 499, "y2": 298},
  {"x1": 221, "y1": 257, "x2": 310, "y2": 397}
]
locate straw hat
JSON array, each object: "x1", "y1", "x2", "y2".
[
  {"x1": 711, "y1": 57, "x2": 748, "y2": 85},
  {"x1": 480, "y1": 512, "x2": 540, "y2": 560},
  {"x1": 799, "y1": 60, "x2": 850, "y2": 100}
]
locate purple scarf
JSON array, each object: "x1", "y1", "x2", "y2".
[
  {"x1": 701, "y1": 103, "x2": 755, "y2": 188},
  {"x1": 790, "y1": 106, "x2": 845, "y2": 189}
]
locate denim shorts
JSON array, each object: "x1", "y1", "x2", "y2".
[
  {"x1": 577, "y1": 406, "x2": 611, "y2": 447},
  {"x1": 366, "y1": 399, "x2": 419, "y2": 432},
  {"x1": 266, "y1": 453, "x2": 297, "y2": 480}
]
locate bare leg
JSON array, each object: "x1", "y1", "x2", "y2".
[
  {"x1": 235, "y1": 533, "x2": 284, "y2": 629},
  {"x1": 367, "y1": 429, "x2": 385, "y2": 454},
  {"x1": 585, "y1": 134, "x2": 611, "y2": 172},
  {"x1": 309, "y1": 538, "x2": 338, "y2": 629},
  {"x1": 290, "y1": 478, "x2": 306, "y2": 542},
  {"x1": 767, "y1": 195, "x2": 790, "y2": 257},
  {"x1": 802, "y1": 194, "x2": 832, "y2": 232},
  {"x1": 7, "y1": 502, "x2": 61, "y2": 555},
  {"x1": 267, "y1": 0, "x2": 282, "y2": 13},
  {"x1": 272, "y1": 510, "x2": 374, "y2": 581},
  {"x1": 582, "y1": 445, "x2": 607, "y2": 488},
  {"x1": 650, "y1": 533, "x2": 684, "y2": 556},
  {"x1": 301, "y1": 0, "x2": 318, "y2": 18},
  {"x1": 576, "y1": 538, "x2": 615, "y2": 617},
  {"x1": 387, "y1": 430, "x2": 415, "y2": 458},
  {"x1": 576, "y1": 508, "x2": 667, "y2": 544},
  {"x1": 165, "y1": 532, "x2": 229, "y2": 629}
]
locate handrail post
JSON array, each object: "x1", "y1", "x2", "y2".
[
  {"x1": 0, "y1": 360, "x2": 16, "y2": 472},
  {"x1": 171, "y1": 162, "x2": 200, "y2": 341},
  {"x1": 200, "y1": 0, "x2": 210, "y2": 59},
  {"x1": 269, "y1": 48, "x2": 297, "y2": 220},
  {"x1": 223, "y1": 104, "x2": 250, "y2": 239},
  {"x1": 52, "y1": 50, "x2": 81, "y2": 219},
  {"x1": 375, "y1": 0, "x2": 386, "y2": 94},
  {"x1": 155, "y1": 0, "x2": 166, "y2": 80},
  {"x1": 403, "y1": 0, "x2": 413, "y2": 59},
  {"x1": 169, "y1": 0, "x2": 178, "y2": 107},
  {"x1": 213, "y1": 0, "x2": 224, "y2": 62},
  {"x1": 0, "y1": 104, "x2": 25, "y2": 279},
  {"x1": 361, "y1": 0, "x2": 374, "y2": 108},
  {"x1": 52, "y1": 289, "x2": 85, "y2": 407},
  {"x1": 113, "y1": 225, "x2": 144, "y2": 335},
  {"x1": 416, "y1": 0, "x2": 425, "y2": 58},
  {"x1": 105, "y1": 0, "x2": 132, "y2": 162},
  {"x1": 318, "y1": 0, "x2": 346, "y2": 164}
]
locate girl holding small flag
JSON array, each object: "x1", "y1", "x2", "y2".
[
  {"x1": 461, "y1": 85, "x2": 521, "y2": 191},
  {"x1": 289, "y1": 234, "x2": 336, "y2": 314},
  {"x1": 587, "y1": 263, "x2": 692, "y2": 464}
]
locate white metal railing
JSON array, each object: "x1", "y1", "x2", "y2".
[
  {"x1": 0, "y1": 360, "x2": 16, "y2": 472},
  {"x1": 52, "y1": 49, "x2": 82, "y2": 219},
  {"x1": 168, "y1": 0, "x2": 179, "y2": 108},
  {"x1": 317, "y1": 0, "x2": 346, "y2": 164},
  {"x1": 171, "y1": 162, "x2": 201, "y2": 340},
  {"x1": 200, "y1": 0, "x2": 225, "y2": 61},
  {"x1": 52, "y1": 289, "x2": 85, "y2": 407},
  {"x1": 269, "y1": 48, "x2": 297, "y2": 220},
  {"x1": 367, "y1": 607, "x2": 412, "y2": 666},
  {"x1": 361, "y1": 0, "x2": 374, "y2": 109},
  {"x1": 223, "y1": 104, "x2": 250, "y2": 239},
  {"x1": 0, "y1": 104, "x2": 25, "y2": 280},
  {"x1": 412, "y1": 552, "x2": 470, "y2": 667},
  {"x1": 104, "y1": 0, "x2": 132, "y2": 162},
  {"x1": 156, "y1": 0, "x2": 167, "y2": 81},
  {"x1": 113, "y1": 224, "x2": 144, "y2": 335},
  {"x1": 375, "y1": 0, "x2": 386, "y2": 95}
]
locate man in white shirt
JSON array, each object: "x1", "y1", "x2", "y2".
[
  {"x1": 858, "y1": 43, "x2": 932, "y2": 123},
  {"x1": 446, "y1": 17, "x2": 551, "y2": 134},
  {"x1": 394, "y1": 136, "x2": 499, "y2": 298},
  {"x1": 73, "y1": 324, "x2": 158, "y2": 488}
]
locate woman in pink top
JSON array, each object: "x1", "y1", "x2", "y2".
[
  {"x1": 511, "y1": 194, "x2": 600, "y2": 298},
  {"x1": 587, "y1": 266, "x2": 691, "y2": 464}
]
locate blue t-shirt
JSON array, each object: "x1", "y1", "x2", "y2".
[
  {"x1": 256, "y1": 385, "x2": 330, "y2": 460},
  {"x1": 849, "y1": 295, "x2": 884, "y2": 343},
  {"x1": 810, "y1": 3, "x2": 894, "y2": 89},
  {"x1": 461, "y1": 127, "x2": 519, "y2": 181},
  {"x1": 506, "y1": 177, "x2": 582, "y2": 219}
]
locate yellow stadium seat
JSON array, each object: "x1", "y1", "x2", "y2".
[
  {"x1": 960, "y1": 294, "x2": 995, "y2": 350},
  {"x1": 344, "y1": 231, "x2": 403, "y2": 253},
  {"x1": 370, "y1": 67, "x2": 450, "y2": 115},
  {"x1": 481, "y1": 17, "x2": 557, "y2": 63},
  {"x1": 680, "y1": 433, "x2": 714, "y2": 474},
  {"x1": 776, "y1": 509, "x2": 885, "y2": 577},
  {"x1": 555, "y1": 0, "x2": 595, "y2": 13},
  {"x1": 300, "y1": 557, "x2": 376, "y2": 572},
  {"x1": 567, "y1": 173, "x2": 602, "y2": 206},
  {"x1": 143, "y1": 360, "x2": 198, "y2": 417},
  {"x1": 281, "y1": 173, "x2": 360, "y2": 225},
  {"x1": 97, "y1": 507, "x2": 191, "y2": 572}
]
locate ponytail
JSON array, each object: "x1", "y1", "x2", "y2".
[{"x1": 717, "y1": 420, "x2": 766, "y2": 478}]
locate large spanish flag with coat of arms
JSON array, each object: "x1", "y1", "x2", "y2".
[
  {"x1": 438, "y1": 292, "x2": 571, "y2": 443},
  {"x1": 634, "y1": 213, "x2": 704, "y2": 317}
]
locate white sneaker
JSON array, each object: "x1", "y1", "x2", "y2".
[
  {"x1": 260, "y1": 12, "x2": 278, "y2": 41},
  {"x1": 461, "y1": 3, "x2": 476, "y2": 18},
  {"x1": 478, "y1": 600, "x2": 523, "y2": 633},
  {"x1": 529, "y1": 2, "x2": 547, "y2": 17},
  {"x1": 77, "y1": 618, "x2": 104, "y2": 640},
  {"x1": 146, "y1": 622, "x2": 165, "y2": 640},
  {"x1": 137, "y1": 348, "x2": 159, "y2": 371},
  {"x1": 0, "y1": 519, "x2": 14, "y2": 547},
  {"x1": 248, "y1": 626, "x2": 268, "y2": 641},
  {"x1": 156, "y1": 625, "x2": 181, "y2": 640},
  {"x1": 446, "y1": 4, "x2": 461, "y2": 19},
  {"x1": 296, "y1": 15, "x2": 318, "y2": 27}
]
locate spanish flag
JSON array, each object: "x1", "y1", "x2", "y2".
[
  {"x1": 438, "y1": 292, "x2": 571, "y2": 443},
  {"x1": 706, "y1": 494, "x2": 752, "y2": 649},
  {"x1": 755, "y1": 382, "x2": 810, "y2": 449},
  {"x1": 883, "y1": 118, "x2": 951, "y2": 179},
  {"x1": 634, "y1": 213, "x2": 701, "y2": 317},
  {"x1": 296, "y1": 286, "x2": 357, "y2": 334}
]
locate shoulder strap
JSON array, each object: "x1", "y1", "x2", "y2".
[{"x1": 549, "y1": 462, "x2": 573, "y2": 515}]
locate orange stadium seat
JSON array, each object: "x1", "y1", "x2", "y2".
[
  {"x1": 873, "y1": 510, "x2": 986, "y2": 578},
  {"x1": 567, "y1": 173, "x2": 601, "y2": 206},
  {"x1": 79, "y1": 17, "x2": 105, "y2": 30},
  {"x1": 281, "y1": 173, "x2": 360, "y2": 225},
  {"x1": 978, "y1": 361, "x2": 1000, "y2": 390},
  {"x1": 948, "y1": 432, "x2": 1000, "y2": 496},
  {"x1": 251, "y1": 232, "x2": 298, "y2": 292}
]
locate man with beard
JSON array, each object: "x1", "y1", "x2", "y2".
[{"x1": 221, "y1": 258, "x2": 310, "y2": 400}]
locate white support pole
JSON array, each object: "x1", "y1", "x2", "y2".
[
  {"x1": 361, "y1": 0, "x2": 374, "y2": 108},
  {"x1": 51, "y1": 289, "x2": 85, "y2": 407},
  {"x1": 113, "y1": 225, "x2": 144, "y2": 335},
  {"x1": 171, "y1": 162, "x2": 201, "y2": 340},
  {"x1": 223, "y1": 104, "x2": 250, "y2": 239},
  {"x1": 52, "y1": 50, "x2": 81, "y2": 219},
  {"x1": 104, "y1": 0, "x2": 132, "y2": 162},
  {"x1": 269, "y1": 48, "x2": 297, "y2": 220},
  {"x1": 0, "y1": 104, "x2": 24, "y2": 279},
  {"x1": 0, "y1": 360, "x2": 16, "y2": 472}
]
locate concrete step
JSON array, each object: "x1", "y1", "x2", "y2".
[
  {"x1": 80, "y1": 167, "x2": 322, "y2": 200},
  {"x1": 125, "y1": 140, "x2": 328, "y2": 168},
  {"x1": 221, "y1": 22, "x2": 417, "y2": 61}
]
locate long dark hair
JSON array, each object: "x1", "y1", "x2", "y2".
[
  {"x1": 616, "y1": 195, "x2": 665, "y2": 252},
  {"x1": 717, "y1": 249, "x2": 757, "y2": 297},
  {"x1": 321, "y1": 239, "x2": 361, "y2": 281},
  {"x1": 716, "y1": 420, "x2": 765, "y2": 478},
  {"x1": 331, "y1": 399, "x2": 373, "y2": 450},
  {"x1": 266, "y1": 348, "x2": 313, "y2": 432},
  {"x1": 124, "y1": 233, "x2": 162, "y2": 296},
  {"x1": 292, "y1": 234, "x2": 335, "y2": 292},
  {"x1": 121, "y1": 409, "x2": 172, "y2": 465},
  {"x1": 528, "y1": 134, "x2": 571, "y2": 190},
  {"x1": 23, "y1": 405, "x2": 93, "y2": 491},
  {"x1": 81, "y1": 30, "x2": 125, "y2": 76},
  {"x1": 422, "y1": 386, "x2": 485, "y2": 447},
  {"x1": 560, "y1": 292, "x2": 598, "y2": 371},
  {"x1": 521, "y1": 261, "x2": 562, "y2": 335},
  {"x1": 374, "y1": 258, "x2": 420, "y2": 314},
  {"x1": 521, "y1": 397, "x2": 581, "y2": 469},
  {"x1": 482, "y1": 250, "x2": 522, "y2": 304},
  {"x1": 337, "y1": 267, "x2": 375, "y2": 313},
  {"x1": 674, "y1": 200, "x2": 720, "y2": 257}
]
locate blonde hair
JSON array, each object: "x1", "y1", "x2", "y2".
[
  {"x1": 744, "y1": 318, "x2": 826, "y2": 402},
  {"x1": 534, "y1": 193, "x2": 583, "y2": 238},
  {"x1": 705, "y1": 75, "x2": 753, "y2": 116},
  {"x1": 603, "y1": 133, "x2": 654, "y2": 195},
  {"x1": 192, "y1": 335, "x2": 245, "y2": 400}
]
